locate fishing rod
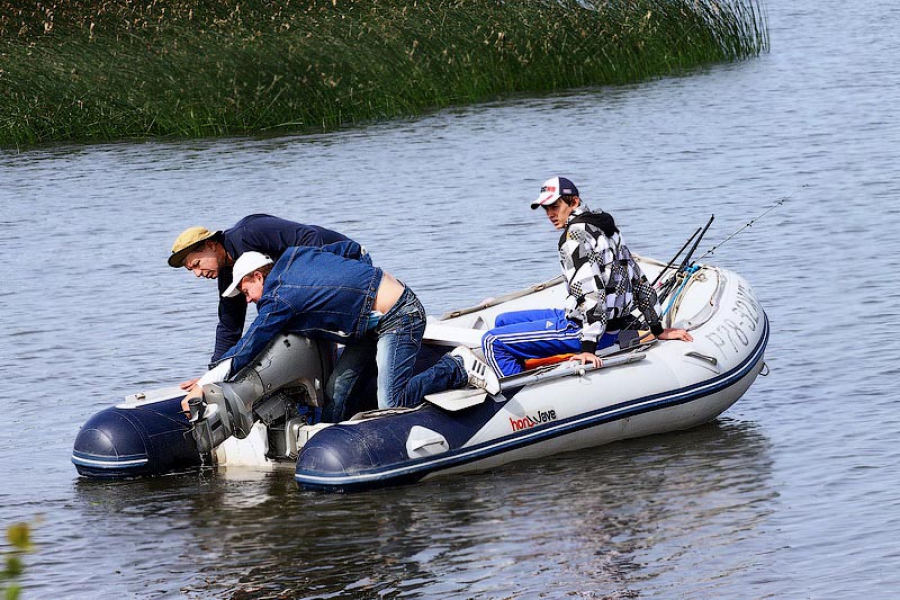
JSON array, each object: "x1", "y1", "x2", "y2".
[
  {"x1": 657, "y1": 214, "x2": 714, "y2": 305},
  {"x1": 678, "y1": 214, "x2": 715, "y2": 273},
  {"x1": 695, "y1": 190, "x2": 796, "y2": 262},
  {"x1": 650, "y1": 225, "x2": 702, "y2": 288},
  {"x1": 655, "y1": 188, "x2": 795, "y2": 309},
  {"x1": 653, "y1": 190, "x2": 792, "y2": 324}
]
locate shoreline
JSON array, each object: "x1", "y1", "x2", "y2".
[{"x1": 0, "y1": 0, "x2": 768, "y2": 149}]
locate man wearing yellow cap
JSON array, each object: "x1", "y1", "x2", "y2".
[{"x1": 168, "y1": 214, "x2": 362, "y2": 386}]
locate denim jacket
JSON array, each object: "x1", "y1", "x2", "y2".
[
  {"x1": 220, "y1": 242, "x2": 383, "y2": 376},
  {"x1": 212, "y1": 214, "x2": 358, "y2": 365}
]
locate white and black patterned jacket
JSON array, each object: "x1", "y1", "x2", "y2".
[{"x1": 558, "y1": 205, "x2": 664, "y2": 353}]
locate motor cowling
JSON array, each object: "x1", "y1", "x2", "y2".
[{"x1": 191, "y1": 333, "x2": 332, "y2": 454}]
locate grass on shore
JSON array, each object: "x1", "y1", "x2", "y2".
[{"x1": 0, "y1": 0, "x2": 768, "y2": 148}]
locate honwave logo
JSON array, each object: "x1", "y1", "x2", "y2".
[{"x1": 509, "y1": 408, "x2": 558, "y2": 432}]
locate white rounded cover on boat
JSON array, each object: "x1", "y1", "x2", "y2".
[{"x1": 406, "y1": 426, "x2": 450, "y2": 458}]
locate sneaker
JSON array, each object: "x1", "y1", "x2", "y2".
[{"x1": 450, "y1": 346, "x2": 501, "y2": 395}]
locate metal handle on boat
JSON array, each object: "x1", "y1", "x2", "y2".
[
  {"x1": 425, "y1": 352, "x2": 646, "y2": 411},
  {"x1": 685, "y1": 351, "x2": 718, "y2": 367},
  {"x1": 504, "y1": 352, "x2": 647, "y2": 389}
]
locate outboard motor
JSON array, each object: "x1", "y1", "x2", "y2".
[
  {"x1": 73, "y1": 333, "x2": 333, "y2": 479},
  {"x1": 190, "y1": 333, "x2": 331, "y2": 457}
]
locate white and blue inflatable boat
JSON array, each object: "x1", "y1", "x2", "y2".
[{"x1": 73, "y1": 256, "x2": 769, "y2": 492}]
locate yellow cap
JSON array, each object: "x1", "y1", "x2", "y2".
[{"x1": 167, "y1": 226, "x2": 217, "y2": 268}]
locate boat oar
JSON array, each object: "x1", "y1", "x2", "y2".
[
  {"x1": 425, "y1": 352, "x2": 647, "y2": 412},
  {"x1": 424, "y1": 387, "x2": 491, "y2": 412}
]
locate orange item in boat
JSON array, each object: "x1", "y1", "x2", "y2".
[{"x1": 523, "y1": 354, "x2": 574, "y2": 369}]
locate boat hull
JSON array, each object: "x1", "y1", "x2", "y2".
[
  {"x1": 72, "y1": 259, "x2": 769, "y2": 491},
  {"x1": 295, "y1": 313, "x2": 768, "y2": 492},
  {"x1": 295, "y1": 263, "x2": 769, "y2": 491}
]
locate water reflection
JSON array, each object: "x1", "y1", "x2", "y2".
[{"x1": 70, "y1": 420, "x2": 773, "y2": 598}]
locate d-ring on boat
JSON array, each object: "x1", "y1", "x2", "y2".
[{"x1": 72, "y1": 256, "x2": 769, "y2": 492}]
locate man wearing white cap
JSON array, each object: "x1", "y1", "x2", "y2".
[
  {"x1": 167, "y1": 214, "x2": 360, "y2": 387},
  {"x1": 481, "y1": 176, "x2": 692, "y2": 377},
  {"x1": 182, "y1": 244, "x2": 500, "y2": 422}
]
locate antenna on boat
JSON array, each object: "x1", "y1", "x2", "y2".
[{"x1": 696, "y1": 189, "x2": 797, "y2": 262}]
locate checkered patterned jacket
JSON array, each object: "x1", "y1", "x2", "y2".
[{"x1": 558, "y1": 206, "x2": 664, "y2": 353}]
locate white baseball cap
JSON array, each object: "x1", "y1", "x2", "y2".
[
  {"x1": 530, "y1": 176, "x2": 580, "y2": 209},
  {"x1": 222, "y1": 251, "x2": 274, "y2": 298}
]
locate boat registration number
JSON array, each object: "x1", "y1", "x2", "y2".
[{"x1": 705, "y1": 282, "x2": 762, "y2": 359}]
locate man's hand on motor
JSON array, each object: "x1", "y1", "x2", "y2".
[
  {"x1": 180, "y1": 384, "x2": 203, "y2": 415},
  {"x1": 179, "y1": 377, "x2": 200, "y2": 390}
]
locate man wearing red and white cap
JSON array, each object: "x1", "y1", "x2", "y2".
[{"x1": 481, "y1": 176, "x2": 692, "y2": 377}]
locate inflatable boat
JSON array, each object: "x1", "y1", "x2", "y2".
[{"x1": 72, "y1": 256, "x2": 769, "y2": 491}]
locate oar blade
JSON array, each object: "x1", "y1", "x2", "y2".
[{"x1": 425, "y1": 388, "x2": 488, "y2": 411}]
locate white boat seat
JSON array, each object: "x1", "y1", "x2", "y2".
[{"x1": 423, "y1": 321, "x2": 485, "y2": 348}]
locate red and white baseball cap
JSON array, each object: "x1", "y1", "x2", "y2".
[{"x1": 530, "y1": 176, "x2": 580, "y2": 209}]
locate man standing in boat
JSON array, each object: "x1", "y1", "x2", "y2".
[
  {"x1": 167, "y1": 213, "x2": 358, "y2": 387},
  {"x1": 482, "y1": 177, "x2": 693, "y2": 377},
  {"x1": 181, "y1": 247, "x2": 500, "y2": 421}
]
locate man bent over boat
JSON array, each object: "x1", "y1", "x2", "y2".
[
  {"x1": 482, "y1": 177, "x2": 692, "y2": 377},
  {"x1": 168, "y1": 214, "x2": 361, "y2": 388},
  {"x1": 182, "y1": 244, "x2": 500, "y2": 422}
]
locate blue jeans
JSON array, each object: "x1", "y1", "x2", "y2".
[
  {"x1": 482, "y1": 309, "x2": 618, "y2": 377},
  {"x1": 324, "y1": 287, "x2": 467, "y2": 421}
]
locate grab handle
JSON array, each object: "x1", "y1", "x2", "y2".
[{"x1": 685, "y1": 351, "x2": 718, "y2": 367}]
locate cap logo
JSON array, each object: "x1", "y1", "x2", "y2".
[{"x1": 541, "y1": 185, "x2": 556, "y2": 193}]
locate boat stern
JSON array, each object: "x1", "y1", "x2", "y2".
[{"x1": 72, "y1": 394, "x2": 203, "y2": 478}]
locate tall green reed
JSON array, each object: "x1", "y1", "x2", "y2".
[{"x1": 0, "y1": 0, "x2": 768, "y2": 148}]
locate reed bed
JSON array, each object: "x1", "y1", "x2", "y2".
[{"x1": 0, "y1": 0, "x2": 768, "y2": 148}]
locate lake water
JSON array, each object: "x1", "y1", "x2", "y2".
[{"x1": 2, "y1": 0, "x2": 900, "y2": 597}]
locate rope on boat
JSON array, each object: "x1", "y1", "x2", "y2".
[{"x1": 661, "y1": 265, "x2": 700, "y2": 319}]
